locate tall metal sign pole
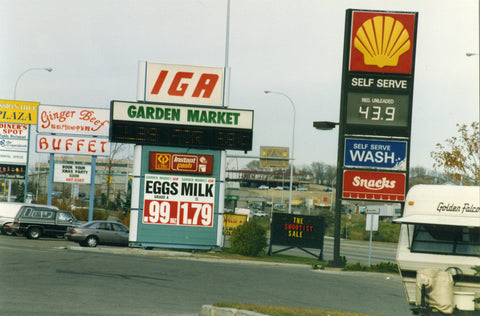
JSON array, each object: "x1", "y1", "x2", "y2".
[{"x1": 332, "y1": 9, "x2": 418, "y2": 267}]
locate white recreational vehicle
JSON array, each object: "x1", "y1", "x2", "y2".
[{"x1": 394, "y1": 185, "x2": 480, "y2": 314}]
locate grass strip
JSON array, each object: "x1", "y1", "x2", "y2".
[{"x1": 214, "y1": 303, "x2": 383, "y2": 316}]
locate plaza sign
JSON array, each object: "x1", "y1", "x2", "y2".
[{"x1": 0, "y1": 100, "x2": 39, "y2": 124}]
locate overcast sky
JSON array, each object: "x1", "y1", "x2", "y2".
[{"x1": 1, "y1": 0, "x2": 478, "y2": 170}]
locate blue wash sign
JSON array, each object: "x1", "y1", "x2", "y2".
[{"x1": 344, "y1": 138, "x2": 407, "y2": 170}]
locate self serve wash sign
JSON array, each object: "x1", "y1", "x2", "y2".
[{"x1": 344, "y1": 138, "x2": 407, "y2": 170}]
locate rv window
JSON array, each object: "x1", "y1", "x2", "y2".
[{"x1": 411, "y1": 224, "x2": 480, "y2": 257}]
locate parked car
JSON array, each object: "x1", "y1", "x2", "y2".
[
  {"x1": 254, "y1": 211, "x2": 267, "y2": 217},
  {"x1": 65, "y1": 220, "x2": 129, "y2": 247},
  {"x1": 1, "y1": 202, "x2": 58, "y2": 236},
  {"x1": 12, "y1": 206, "x2": 83, "y2": 239},
  {"x1": 274, "y1": 186, "x2": 283, "y2": 190},
  {"x1": 258, "y1": 185, "x2": 269, "y2": 190},
  {"x1": 297, "y1": 187, "x2": 308, "y2": 191}
]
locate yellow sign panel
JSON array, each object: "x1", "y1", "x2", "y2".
[
  {"x1": 223, "y1": 214, "x2": 247, "y2": 235},
  {"x1": 0, "y1": 100, "x2": 39, "y2": 124},
  {"x1": 260, "y1": 146, "x2": 289, "y2": 168}
]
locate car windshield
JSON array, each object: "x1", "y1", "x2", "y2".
[{"x1": 411, "y1": 224, "x2": 480, "y2": 256}]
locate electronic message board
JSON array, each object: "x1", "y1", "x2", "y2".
[
  {"x1": 346, "y1": 93, "x2": 409, "y2": 127},
  {"x1": 110, "y1": 100, "x2": 253, "y2": 151},
  {"x1": 270, "y1": 213, "x2": 325, "y2": 249}
]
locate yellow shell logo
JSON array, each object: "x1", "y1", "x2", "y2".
[{"x1": 354, "y1": 16, "x2": 411, "y2": 68}]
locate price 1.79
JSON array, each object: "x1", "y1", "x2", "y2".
[{"x1": 143, "y1": 200, "x2": 213, "y2": 227}]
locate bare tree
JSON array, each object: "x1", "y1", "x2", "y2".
[{"x1": 431, "y1": 122, "x2": 479, "y2": 185}]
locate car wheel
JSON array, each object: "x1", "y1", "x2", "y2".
[
  {"x1": 0, "y1": 226, "x2": 10, "y2": 236},
  {"x1": 26, "y1": 227, "x2": 42, "y2": 239},
  {"x1": 83, "y1": 236, "x2": 98, "y2": 247}
]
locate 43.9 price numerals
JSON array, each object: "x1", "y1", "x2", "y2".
[{"x1": 143, "y1": 200, "x2": 213, "y2": 227}]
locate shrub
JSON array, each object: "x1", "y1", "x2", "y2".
[
  {"x1": 342, "y1": 261, "x2": 398, "y2": 274},
  {"x1": 230, "y1": 219, "x2": 268, "y2": 257}
]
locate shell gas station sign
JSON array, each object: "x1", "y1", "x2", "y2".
[
  {"x1": 349, "y1": 11, "x2": 416, "y2": 74},
  {"x1": 337, "y1": 9, "x2": 418, "y2": 204}
]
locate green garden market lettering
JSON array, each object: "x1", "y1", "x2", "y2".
[{"x1": 127, "y1": 105, "x2": 241, "y2": 126}]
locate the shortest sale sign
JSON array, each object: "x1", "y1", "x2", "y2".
[
  {"x1": 143, "y1": 174, "x2": 215, "y2": 227},
  {"x1": 343, "y1": 170, "x2": 406, "y2": 201}
]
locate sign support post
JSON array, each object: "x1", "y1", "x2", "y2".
[{"x1": 333, "y1": 9, "x2": 418, "y2": 267}]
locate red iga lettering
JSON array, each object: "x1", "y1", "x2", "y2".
[
  {"x1": 168, "y1": 72, "x2": 193, "y2": 96},
  {"x1": 150, "y1": 70, "x2": 168, "y2": 95},
  {"x1": 192, "y1": 73, "x2": 219, "y2": 98}
]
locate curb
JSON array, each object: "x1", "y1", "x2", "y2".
[{"x1": 199, "y1": 305, "x2": 269, "y2": 316}]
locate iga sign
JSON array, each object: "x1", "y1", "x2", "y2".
[
  {"x1": 149, "y1": 152, "x2": 213, "y2": 175},
  {"x1": 344, "y1": 138, "x2": 407, "y2": 170},
  {"x1": 54, "y1": 163, "x2": 91, "y2": 184},
  {"x1": 138, "y1": 62, "x2": 224, "y2": 106},
  {"x1": 37, "y1": 105, "x2": 110, "y2": 136},
  {"x1": 343, "y1": 170, "x2": 406, "y2": 201},
  {"x1": 36, "y1": 134, "x2": 110, "y2": 156},
  {"x1": 143, "y1": 174, "x2": 215, "y2": 227}
]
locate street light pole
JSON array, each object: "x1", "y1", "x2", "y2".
[
  {"x1": 13, "y1": 67, "x2": 53, "y2": 203},
  {"x1": 264, "y1": 90, "x2": 296, "y2": 214},
  {"x1": 313, "y1": 120, "x2": 341, "y2": 266},
  {"x1": 14, "y1": 68, "x2": 53, "y2": 100}
]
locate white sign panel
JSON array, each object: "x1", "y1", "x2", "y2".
[
  {"x1": 54, "y1": 163, "x2": 91, "y2": 184},
  {"x1": 0, "y1": 123, "x2": 29, "y2": 151},
  {"x1": 36, "y1": 134, "x2": 111, "y2": 156},
  {"x1": 138, "y1": 62, "x2": 224, "y2": 107},
  {"x1": 366, "y1": 211, "x2": 379, "y2": 231},
  {"x1": 142, "y1": 174, "x2": 215, "y2": 227},
  {"x1": 37, "y1": 105, "x2": 110, "y2": 136},
  {"x1": 0, "y1": 151, "x2": 27, "y2": 164}
]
